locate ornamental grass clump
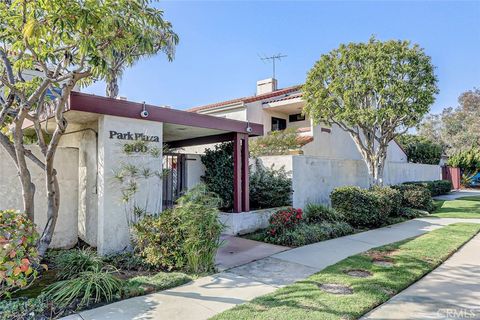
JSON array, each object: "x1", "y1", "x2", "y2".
[
  {"x1": 44, "y1": 265, "x2": 123, "y2": 308},
  {"x1": 132, "y1": 184, "x2": 224, "y2": 273},
  {"x1": 54, "y1": 249, "x2": 104, "y2": 280}
]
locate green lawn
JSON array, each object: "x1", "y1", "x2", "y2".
[
  {"x1": 431, "y1": 196, "x2": 480, "y2": 219},
  {"x1": 212, "y1": 223, "x2": 480, "y2": 320}
]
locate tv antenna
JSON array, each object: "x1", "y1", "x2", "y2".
[{"x1": 259, "y1": 53, "x2": 287, "y2": 79}]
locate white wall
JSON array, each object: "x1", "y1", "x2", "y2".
[
  {"x1": 0, "y1": 146, "x2": 79, "y2": 248},
  {"x1": 257, "y1": 155, "x2": 441, "y2": 209},
  {"x1": 97, "y1": 115, "x2": 163, "y2": 255},
  {"x1": 58, "y1": 123, "x2": 98, "y2": 247},
  {"x1": 185, "y1": 154, "x2": 205, "y2": 189},
  {"x1": 302, "y1": 124, "x2": 408, "y2": 163},
  {"x1": 384, "y1": 162, "x2": 441, "y2": 185}
]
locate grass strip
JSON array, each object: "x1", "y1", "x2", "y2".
[
  {"x1": 431, "y1": 196, "x2": 480, "y2": 219},
  {"x1": 123, "y1": 272, "x2": 192, "y2": 297},
  {"x1": 212, "y1": 223, "x2": 480, "y2": 320}
]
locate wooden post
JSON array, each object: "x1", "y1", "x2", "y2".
[
  {"x1": 233, "y1": 133, "x2": 242, "y2": 213},
  {"x1": 241, "y1": 134, "x2": 250, "y2": 212}
]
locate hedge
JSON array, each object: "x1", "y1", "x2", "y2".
[
  {"x1": 330, "y1": 186, "x2": 387, "y2": 228},
  {"x1": 403, "y1": 180, "x2": 452, "y2": 196},
  {"x1": 391, "y1": 184, "x2": 435, "y2": 212}
]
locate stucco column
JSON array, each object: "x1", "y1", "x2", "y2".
[{"x1": 97, "y1": 115, "x2": 163, "y2": 255}]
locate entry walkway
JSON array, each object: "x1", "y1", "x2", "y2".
[
  {"x1": 71, "y1": 217, "x2": 480, "y2": 320},
  {"x1": 363, "y1": 232, "x2": 480, "y2": 320}
]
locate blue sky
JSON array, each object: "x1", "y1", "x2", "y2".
[{"x1": 84, "y1": 1, "x2": 480, "y2": 114}]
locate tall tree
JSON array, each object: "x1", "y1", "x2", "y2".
[
  {"x1": 104, "y1": 7, "x2": 178, "y2": 98},
  {"x1": 0, "y1": 0, "x2": 176, "y2": 257},
  {"x1": 418, "y1": 88, "x2": 480, "y2": 155},
  {"x1": 303, "y1": 38, "x2": 438, "y2": 185}
]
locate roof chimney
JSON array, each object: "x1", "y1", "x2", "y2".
[{"x1": 256, "y1": 78, "x2": 277, "y2": 95}]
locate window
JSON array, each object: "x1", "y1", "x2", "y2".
[
  {"x1": 289, "y1": 113, "x2": 306, "y2": 122},
  {"x1": 271, "y1": 117, "x2": 287, "y2": 131}
]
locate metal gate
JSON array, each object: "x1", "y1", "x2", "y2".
[{"x1": 162, "y1": 153, "x2": 186, "y2": 210}]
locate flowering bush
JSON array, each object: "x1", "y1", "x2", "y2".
[
  {"x1": 0, "y1": 210, "x2": 42, "y2": 298},
  {"x1": 267, "y1": 207, "x2": 303, "y2": 237}
]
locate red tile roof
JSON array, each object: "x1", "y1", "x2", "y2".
[
  {"x1": 297, "y1": 135, "x2": 314, "y2": 146},
  {"x1": 187, "y1": 85, "x2": 302, "y2": 113},
  {"x1": 262, "y1": 92, "x2": 303, "y2": 104}
]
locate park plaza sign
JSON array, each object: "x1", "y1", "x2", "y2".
[{"x1": 109, "y1": 130, "x2": 160, "y2": 142}]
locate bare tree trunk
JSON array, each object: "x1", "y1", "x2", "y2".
[
  {"x1": 37, "y1": 172, "x2": 60, "y2": 257},
  {"x1": 36, "y1": 80, "x2": 73, "y2": 257},
  {"x1": 106, "y1": 72, "x2": 119, "y2": 98},
  {"x1": 13, "y1": 112, "x2": 36, "y2": 220}
]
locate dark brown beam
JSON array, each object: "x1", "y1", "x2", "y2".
[
  {"x1": 166, "y1": 132, "x2": 234, "y2": 148},
  {"x1": 69, "y1": 91, "x2": 263, "y2": 136}
]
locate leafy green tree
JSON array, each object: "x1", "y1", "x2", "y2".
[
  {"x1": 418, "y1": 88, "x2": 480, "y2": 155},
  {"x1": 104, "y1": 7, "x2": 178, "y2": 98},
  {"x1": 0, "y1": 0, "x2": 175, "y2": 256},
  {"x1": 303, "y1": 38, "x2": 438, "y2": 185},
  {"x1": 396, "y1": 134, "x2": 442, "y2": 165}
]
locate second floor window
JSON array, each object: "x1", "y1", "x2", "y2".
[
  {"x1": 289, "y1": 113, "x2": 306, "y2": 122},
  {"x1": 271, "y1": 117, "x2": 287, "y2": 131}
]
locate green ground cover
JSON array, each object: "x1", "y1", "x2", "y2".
[
  {"x1": 431, "y1": 196, "x2": 480, "y2": 219},
  {"x1": 212, "y1": 223, "x2": 480, "y2": 320}
]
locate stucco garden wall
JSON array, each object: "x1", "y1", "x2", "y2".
[
  {"x1": 257, "y1": 155, "x2": 441, "y2": 209},
  {"x1": 0, "y1": 146, "x2": 79, "y2": 248}
]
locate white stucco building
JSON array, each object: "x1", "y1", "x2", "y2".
[
  {"x1": 187, "y1": 78, "x2": 441, "y2": 211},
  {"x1": 188, "y1": 78, "x2": 408, "y2": 162},
  {"x1": 0, "y1": 92, "x2": 262, "y2": 254}
]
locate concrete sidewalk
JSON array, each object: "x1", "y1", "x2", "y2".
[
  {"x1": 363, "y1": 233, "x2": 480, "y2": 320},
  {"x1": 434, "y1": 189, "x2": 480, "y2": 201},
  {"x1": 71, "y1": 217, "x2": 480, "y2": 320}
]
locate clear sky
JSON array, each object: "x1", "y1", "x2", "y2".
[{"x1": 84, "y1": 1, "x2": 480, "y2": 114}]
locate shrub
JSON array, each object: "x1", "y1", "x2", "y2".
[
  {"x1": 132, "y1": 184, "x2": 224, "y2": 273},
  {"x1": 45, "y1": 266, "x2": 123, "y2": 308},
  {"x1": 250, "y1": 128, "x2": 301, "y2": 157},
  {"x1": 250, "y1": 161, "x2": 292, "y2": 209},
  {"x1": 370, "y1": 186, "x2": 402, "y2": 216},
  {"x1": 54, "y1": 249, "x2": 104, "y2": 280},
  {"x1": 201, "y1": 143, "x2": 293, "y2": 211},
  {"x1": 304, "y1": 203, "x2": 344, "y2": 223},
  {"x1": 447, "y1": 147, "x2": 480, "y2": 172},
  {"x1": 0, "y1": 296, "x2": 49, "y2": 320},
  {"x1": 399, "y1": 207, "x2": 429, "y2": 219},
  {"x1": 396, "y1": 134, "x2": 442, "y2": 165},
  {"x1": 103, "y1": 252, "x2": 152, "y2": 272},
  {"x1": 269, "y1": 222, "x2": 353, "y2": 247},
  {"x1": 330, "y1": 186, "x2": 386, "y2": 228},
  {"x1": 391, "y1": 184, "x2": 435, "y2": 212},
  {"x1": 200, "y1": 142, "x2": 234, "y2": 210},
  {"x1": 0, "y1": 210, "x2": 41, "y2": 298},
  {"x1": 132, "y1": 210, "x2": 185, "y2": 271},
  {"x1": 403, "y1": 180, "x2": 452, "y2": 196},
  {"x1": 266, "y1": 207, "x2": 303, "y2": 238}
]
